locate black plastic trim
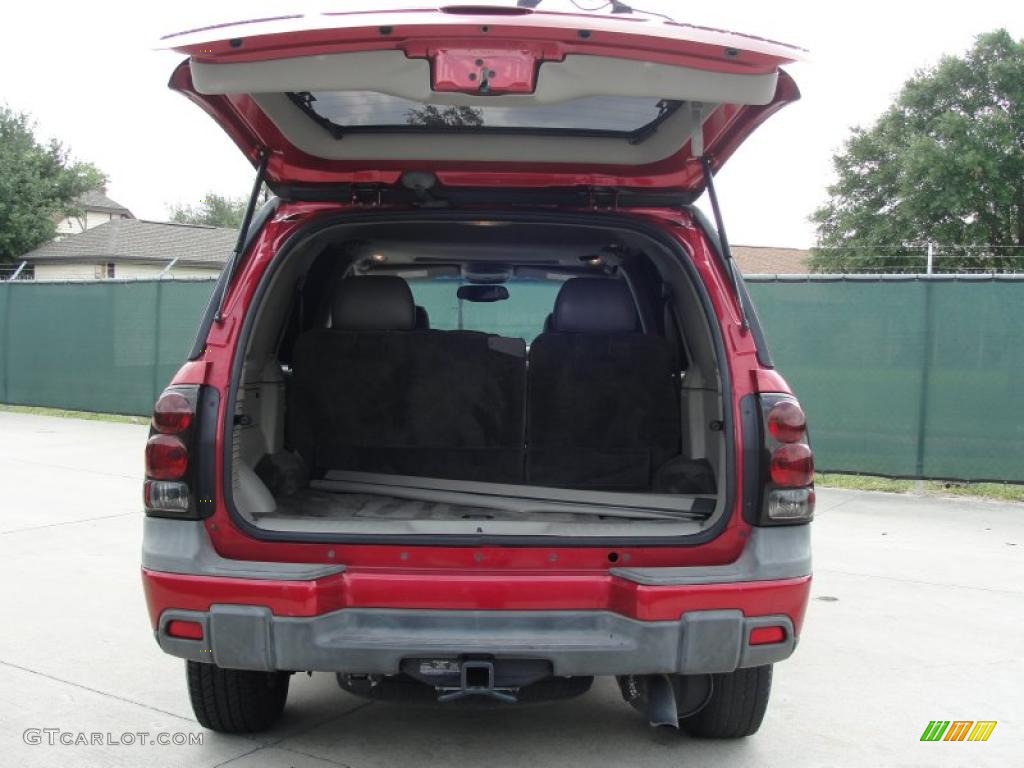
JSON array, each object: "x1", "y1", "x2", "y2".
[
  {"x1": 271, "y1": 182, "x2": 697, "y2": 209},
  {"x1": 739, "y1": 394, "x2": 764, "y2": 526},
  {"x1": 220, "y1": 209, "x2": 737, "y2": 548},
  {"x1": 194, "y1": 386, "x2": 220, "y2": 520}
]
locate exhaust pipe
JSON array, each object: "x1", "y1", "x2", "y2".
[
  {"x1": 617, "y1": 673, "x2": 713, "y2": 728},
  {"x1": 645, "y1": 674, "x2": 681, "y2": 728}
]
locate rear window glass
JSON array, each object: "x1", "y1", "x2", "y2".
[
  {"x1": 289, "y1": 91, "x2": 682, "y2": 138},
  {"x1": 408, "y1": 278, "x2": 561, "y2": 342}
]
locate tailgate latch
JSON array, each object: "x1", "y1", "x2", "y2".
[{"x1": 430, "y1": 48, "x2": 540, "y2": 94}]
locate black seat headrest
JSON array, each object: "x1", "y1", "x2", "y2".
[
  {"x1": 414, "y1": 305, "x2": 430, "y2": 329},
  {"x1": 332, "y1": 276, "x2": 416, "y2": 331},
  {"x1": 550, "y1": 278, "x2": 638, "y2": 333}
]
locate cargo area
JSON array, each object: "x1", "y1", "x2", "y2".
[{"x1": 228, "y1": 215, "x2": 731, "y2": 538}]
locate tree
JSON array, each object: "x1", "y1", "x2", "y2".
[
  {"x1": 810, "y1": 30, "x2": 1024, "y2": 273},
  {"x1": 406, "y1": 105, "x2": 484, "y2": 127},
  {"x1": 0, "y1": 106, "x2": 107, "y2": 264},
  {"x1": 169, "y1": 192, "x2": 249, "y2": 229}
]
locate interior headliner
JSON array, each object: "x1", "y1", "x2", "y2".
[{"x1": 345, "y1": 223, "x2": 625, "y2": 267}]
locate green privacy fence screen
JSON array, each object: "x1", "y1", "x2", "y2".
[
  {"x1": 0, "y1": 279, "x2": 217, "y2": 417},
  {"x1": 745, "y1": 276, "x2": 1024, "y2": 483},
  {"x1": 1, "y1": 276, "x2": 1021, "y2": 482}
]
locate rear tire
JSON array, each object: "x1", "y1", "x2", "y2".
[
  {"x1": 186, "y1": 661, "x2": 290, "y2": 733},
  {"x1": 679, "y1": 665, "x2": 772, "y2": 739}
]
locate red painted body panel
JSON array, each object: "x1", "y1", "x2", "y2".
[
  {"x1": 161, "y1": 11, "x2": 806, "y2": 69},
  {"x1": 142, "y1": 566, "x2": 810, "y2": 633},
  {"x1": 754, "y1": 368, "x2": 793, "y2": 394},
  {"x1": 431, "y1": 47, "x2": 541, "y2": 93}
]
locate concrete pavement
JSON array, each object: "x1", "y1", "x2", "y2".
[{"x1": 0, "y1": 411, "x2": 1021, "y2": 767}]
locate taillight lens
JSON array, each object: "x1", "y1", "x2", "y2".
[
  {"x1": 144, "y1": 479, "x2": 190, "y2": 514},
  {"x1": 152, "y1": 391, "x2": 193, "y2": 433},
  {"x1": 145, "y1": 434, "x2": 188, "y2": 480},
  {"x1": 144, "y1": 384, "x2": 209, "y2": 519},
  {"x1": 767, "y1": 401, "x2": 806, "y2": 443},
  {"x1": 767, "y1": 487, "x2": 815, "y2": 521},
  {"x1": 759, "y1": 394, "x2": 814, "y2": 525},
  {"x1": 770, "y1": 443, "x2": 814, "y2": 486}
]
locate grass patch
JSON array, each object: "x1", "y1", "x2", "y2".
[
  {"x1": 816, "y1": 473, "x2": 916, "y2": 493},
  {"x1": 0, "y1": 404, "x2": 147, "y2": 425},
  {"x1": 817, "y1": 473, "x2": 1024, "y2": 503},
  {"x1": 923, "y1": 481, "x2": 1024, "y2": 504}
]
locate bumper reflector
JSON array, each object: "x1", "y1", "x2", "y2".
[
  {"x1": 166, "y1": 620, "x2": 203, "y2": 640},
  {"x1": 749, "y1": 626, "x2": 786, "y2": 645}
]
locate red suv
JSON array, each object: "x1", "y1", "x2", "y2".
[{"x1": 142, "y1": 5, "x2": 813, "y2": 739}]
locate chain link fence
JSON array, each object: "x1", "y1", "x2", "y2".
[{"x1": 802, "y1": 244, "x2": 1024, "y2": 275}]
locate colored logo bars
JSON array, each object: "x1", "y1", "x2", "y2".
[{"x1": 920, "y1": 721, "x2": 997, "y2": 742}]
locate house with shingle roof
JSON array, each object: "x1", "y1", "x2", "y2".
[
  {"x1": 21, "y1": 218, "x2": 810, "y2": 282},
  {"x1": 731, "y1": 244, "x2": 811, "y2": 275},
  {"x1": 55, "y1": 189, "x2": 135, "y2": 238},
  {"x1": 22, "y1": 218, "x2": 235, "y2": 281}
]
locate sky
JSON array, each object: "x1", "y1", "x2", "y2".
[{"x1": 1, "y1": 1, "x2": 1021, "y2": 248}]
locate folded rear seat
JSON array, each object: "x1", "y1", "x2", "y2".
[
  {"x1": 288, "y1": 276, "x2": 526, "y2": 483},
  {"x1": 526, "y1": 277, "x2": 681, "y2": 490}
]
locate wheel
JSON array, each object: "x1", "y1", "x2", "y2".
[
  {"x1": 679, "y1": 665, "x2": 772, "y2": 739},
  {"x1": 186, "y1": 661, "x2": 290, "y2": 733}
]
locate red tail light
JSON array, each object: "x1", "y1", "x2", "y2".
[
  {"x1": 771, "y1": 443, "x2": 814, "y2": 487},
  {"x1": 152, "y1": 391, "x2": 193, "y2": 434},
  {"x1": 145, "y1": 435, "x2": 188, "y2": 480},
  {"x1": 144, "y1": 385, "x2": 201, "y2": 517},
  {"x1": 759, "y1": 394, "x2": 814, "y2": 524},
  {"x1": 767, "y1": 400, "x2": 806, "y2": 444}
]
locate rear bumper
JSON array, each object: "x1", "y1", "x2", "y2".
[
  {"x1": 142, "y1": 519, "x2": 811, "y2": 675},
  {"x1": 156, "y1": 605, "x2": 797, "y2": 675}
]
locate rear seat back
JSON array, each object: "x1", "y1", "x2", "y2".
[
  {"x1": 526, "y1": 278, "x2": 680, "y2": 490},
  {"x1": 288, "y1": 276, "x2": 526, "y2": 483}
]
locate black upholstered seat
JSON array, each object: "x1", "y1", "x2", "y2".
[
  {"x1": 288, "y1": 276, "x2": 526, "y2": 483},
  {"x1": 526, "y1": 278, "x2": 680, "y2": 490}
]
